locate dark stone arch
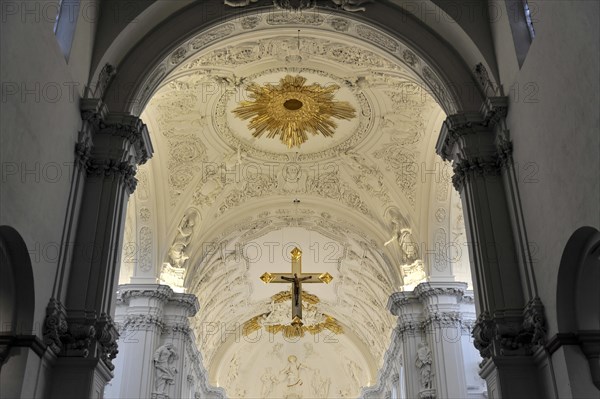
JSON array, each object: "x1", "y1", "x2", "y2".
[
  {"x1": 557, "y1": 226, "x2": 600, "y2": 332},
  {"x1": 0, "y1": 225, "x2": 35, "y2": 340},
  {"x1": 0, "y1": 225, "x2": 39, "y2": 397},
  {"x1": 556, "y1": 226, "x2": 600, "y2": 391},
  {"x1": 100, "y1": 0, "x2": 485, "y2": 116}
]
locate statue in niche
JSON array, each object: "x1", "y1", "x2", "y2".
[
  {"x1": 415, "y1": 342, "x2": 433, "y2": 390},
  {"x1": 153, "y1": 344, "x2": 178, "y2": 395},
  {"x1": 260, "y1": 367, "x2": 279, "y2": 398},
  {"x1": 168, "y1": 210, "x2": 199, "y2": 268},
  {"x1": 280, "y1": 355, "x2": 309, "y2": 391}
]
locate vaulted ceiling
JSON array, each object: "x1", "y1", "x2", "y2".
[{"x1": 118, "y1": 10, "x2": 470, "y2": 396}]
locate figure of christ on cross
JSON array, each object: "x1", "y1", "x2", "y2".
[{"x1": 260, "y1": 247, "x2": 333, "y2": 326}]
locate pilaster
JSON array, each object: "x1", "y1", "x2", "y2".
[
  {"x1": 388, "y1": 292, "x2": 429, "y2": 399},
  {"x1": 415, "y1": 282, "x2": 468, "y2": 399},
  {"x1": 46, "y1": 99, "x2": 154, "y2": 399},
  {"x1": 104, "y1": 284, "x2": 218, "y2": 399},
  {"x1": 106, "y1": 285, "x2": 172, "y2": 399},
  {"x1": 436, "y1": 97, "x2": 547, "y2": 397}
]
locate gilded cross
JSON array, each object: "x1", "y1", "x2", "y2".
[{"x1": 260, "y1": 247, "x2": 333, "y2": 327}]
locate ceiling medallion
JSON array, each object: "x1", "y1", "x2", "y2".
[{"x1": 232, "y1": 75, "x2": 356, "y2": 148}]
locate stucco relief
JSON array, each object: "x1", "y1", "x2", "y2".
[
  {"x1": 356, "y1": 25, "x2": 398, "y2": 52},
  {"x1": 374, "y1": 140, "x2": 418, "y2": 207},
  {"x1": 138, "y1": 226, "x2": 153, "y2": 272},
  {"x1": 341, "y1": 152, "x2": 391, "y2": 204},
  {"x1": 166, "y1": 136, "x2": 208, "y2": 205},
  {"x1": 136, "y1": 168, "x2": 150, "y2": 201},
  {"x1": 213, "y1": 165, "x2": 372, "y2": 217}
]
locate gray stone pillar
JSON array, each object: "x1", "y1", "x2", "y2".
[
  {"x1": 436, "y1": 97, "x2": 547, "y2": 398},
  {"x1": 46, "y1": 99, "x2": 153, "y2": 398}
]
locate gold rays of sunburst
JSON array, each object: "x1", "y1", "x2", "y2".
[{"x1": 232, "y1": 75, "x2": 356, "y2": 148}]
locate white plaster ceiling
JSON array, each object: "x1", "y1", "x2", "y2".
[{"x1": 119, "y1": 11, "x2": 469, "y2": 397}]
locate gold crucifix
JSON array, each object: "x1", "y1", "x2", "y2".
[{"x1": 260, "y1": 247, "x2": 333, "y2": 327}]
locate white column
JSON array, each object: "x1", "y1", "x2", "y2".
[
  {"x1": 388, "y1": 285, "x2": 486, "y2": 399},
  {"x1": 157, "y1": 292, "x2": 199, "y2": 399},
  {"x1": 105, "y1": 285, "x2": 172, "y2": 399},
  {"x1": 106, "y1": 285, "x2": 222, "y2": 399},
  {"x1": 388, "y1": 292, "x2": 430, "y2": 399},
  {"x1": 415, "y1": 282, "x2": 468, "y2": 399}
]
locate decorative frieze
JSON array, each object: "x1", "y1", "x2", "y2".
[
  {"x1": 87, "y1": 159, "x2": 138, "y2": 193},
  {"x1": 414, "y1": 282, "x2": 465, "y2": 300},
  {"x1": 120, "y1": 314, "x2": 165, "y2": 332},
  {"x1": 118, "y1": 285, "x2": 174, "y2": 304},
  {"x1": 451, "y1": 156, "x2": 501, "y2": 191},
  {"x1": 42, "y1": 298, "x2": 68, "y2": 355},
  {"x1": 62, "y1": 320, "x2": 96, "y2": 358},
  {"x1": 96, "y1": 314, "x2": 119, "y2": 370},
  {"x1": 422, "y1": 311, "x2": 462, "y2": 328},
  {"x1": 522, "y1": 296, "x2": 547, "y2": 349},
  {"x1": 472, "y1": 298, "x2": 547, "y2": 360}
]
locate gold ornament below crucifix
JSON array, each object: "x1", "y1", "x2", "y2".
[{"x1": 260, "y1": 247, "x2": 333, "y2": 327}]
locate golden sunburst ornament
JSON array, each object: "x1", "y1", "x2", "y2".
[{"x1": 232, "y1": 75, "x2": 356, "y2": 148}]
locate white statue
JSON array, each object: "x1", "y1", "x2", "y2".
[
  {"x1": 415, "y1": 342, "x2": 433, "y2": 389},
  {"x1": 153, "y1": 344, "x2": 178, "y2": 394},
  {"x1": 280, "y1": 355, "x2": 308, "y2": 389},
  {"x1": 302, "y1": 304, "x2": 323, "y2": 325},
  {"x1": 268, "y1": 343, "x2": 283, "y2": 359},
  {"x1": 303, "y1": 342, "x2": 315, "y2": 358},
  {"x1": 225, "y1": 353, "x2": 240, "y2": 387},
  {"x1": 260, "y1": 367, "x2": 279, "y2": 398},
  {"x1": 311, "y1": 369, "x2": 331, "y2": 397},
  {"x1": 384, "y1": 209, "x2": 419, "y2": 264},
  {"x1": 168, "y1": 210, "x2": 198, "y2": 268},
  {"x1": 263, "y1": 300, "x2": 288, "y2": 326},
  {"x1": 345, "y1": 359, "x2": 363, "y2": 390}
]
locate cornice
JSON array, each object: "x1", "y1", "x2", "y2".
[
  {"x1": 117, "y1": 284, "x2": 174, "y2": 304},
  {"x1": 413, "y1": 281, "x2": 467, "y2": 300},
  {"x1": 436, "y1": 96, "x2": 508, "y2": 162}
]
